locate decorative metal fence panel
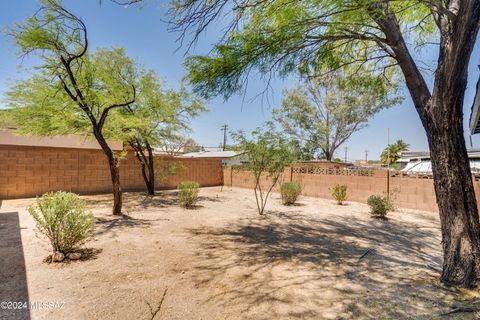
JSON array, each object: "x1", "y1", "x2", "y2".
[{"x1": 292, "y1": 166, "x2": 375, "y2": 177}]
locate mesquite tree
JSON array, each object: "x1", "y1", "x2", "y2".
[
  {"x1": 232, "y1": 123, "x2": 296, "y2": 215},
  {"x1": 111, "y1": 79, "x2": 205, "y2": 195},
  {"x1": 8, "y1": 0, "x2": 138, "y2": 215},
  {"x1": 168, "y1": 0, "x2": 480, "y2": 287},
  {"x1": 273, "y1": 73, "x2": 402, "y2": 160}
]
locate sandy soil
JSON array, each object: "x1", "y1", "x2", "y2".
[{"x1": 1, "y1": 187, "x2": 480, "y2": 320}]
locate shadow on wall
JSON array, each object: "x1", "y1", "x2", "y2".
[
  {"x1": 0, "y1": 211, "x2": 30, "y2": 320},
  {"x1": 183, "y1": 211, "x2": 458, "y2": 319}
]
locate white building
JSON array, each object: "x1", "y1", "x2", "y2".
[
  {"x1": 180, "y1": 150, "x2": 244, "y2": 165},
  {"x1": 399, "y1": 150, "x2": 480, "y2": 175}
]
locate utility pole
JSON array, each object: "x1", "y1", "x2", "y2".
[
  {"x1": 344, "y1": 147, "x2": 348, "y2": 163},
  {"x1": 221, "y1": 124, "x2": 228, "y2": 151},
  {"x1": 365, "y1": 150, "x2": 368, "y2": 163}
]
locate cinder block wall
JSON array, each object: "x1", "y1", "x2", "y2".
[
  {"x1": 223, "y1": 165, "x2": 480, "y2": 212},
  {"x1": 0, "y1": 145, "x2": 223, "y2": 199}
]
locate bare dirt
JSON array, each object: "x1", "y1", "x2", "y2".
[{"x1": 1, "y1": 187, "x2": 480, "y2": 320}]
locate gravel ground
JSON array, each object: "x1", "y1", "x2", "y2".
[{"x1": 1, "y1": 186, "x2": 479, "y2": 320}]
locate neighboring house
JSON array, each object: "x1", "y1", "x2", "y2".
[
  {"x1": 399, "y1": 150, "x2": 480, "y2": 175},
  {"x1": 153, "y1": 145, "x2": 190, "y2": 156},
  {"x1": 297, "y1": 160, "x2": 354, "y2": 169},
  {"x1": 180, "y1": 150, "x2": 243, "y2": 166},
  {"x1": 353, "y1": 160, "x2": 384, "y2": 169},
  {"x1": 469, "y1": 69, "x2": 480, "y2": 134},
  {"x1": 153, "y1": 148, "x2": 182, "y2": 157}
]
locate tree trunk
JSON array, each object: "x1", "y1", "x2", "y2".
[
  {"x1": 424, "y1": 97, "x2": 480, "y2": 287},
  {"x1": 95, "y1": 131, "x2": 123, "y2": 215},
  {"x1": 108, "y1": 153, "x2": 123, "y2": 216},
  {"x1": 430, "y1": 132, "x2": 480, "y2": 287},
  {"x1": 368, "y1": 0, "x2": 480, "y2": 287},
  {"x1": 145, "y1": 142, "x2": 155, "y2": 195},
  {"x1": 130, "y1": 140, "x2": 155, "y2": 196},
  {"x1": 424, "y1": 1, "x2": 480, "y2": 287}
]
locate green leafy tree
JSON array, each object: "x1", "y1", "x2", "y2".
[
  {"x1": 273, "y1": 73, "x2": 402, "y2": 160},
  {"x1": 232, "y1": 123, "x2": 296, "y2": 215},
  {"x1": 6, "y1": 1, "x2": 139, "y2": 215},
  {"x1": 109, "y1": 78, "x2": 205, "y2": 195},
  {"x1": 381, "y1": 140, "x2": 410, "y2": 164},
  {"x1": 168, "y1": 0, "x2": 480, "y2": 287}
]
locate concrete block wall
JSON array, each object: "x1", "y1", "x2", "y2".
[
  {"x1": 0, "y1": 145, "x2": 223, "y2": 199},
  {"x1": 223, "y1": 165, "x2": 480, "y2": 212}
]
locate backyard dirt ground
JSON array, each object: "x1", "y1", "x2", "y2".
[{"x1": 2, "y1": 186, "x2": 480, "y2": 320}]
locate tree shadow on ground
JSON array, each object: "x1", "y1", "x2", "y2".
[
  {"x1": 84, "y1": 192, "x2": 177, "y2": 211},
  {"x1": 184, "y1": 211, "x2": 471, "y2": 319},
  {"x1": 84, "y1": 191, "x2": 223, "y2": 214},
  {"x1": 0, "y1": 211, "x2": 30, "y2": 320},
  {"x1": 95, "y1": 214, "x2": 152, "y2": 237}
]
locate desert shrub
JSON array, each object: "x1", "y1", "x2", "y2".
[
  {"x1": 28, "y1": 191, "x2": 94, "y2": 255},
  {"x1": 332, "y1": 184, "x2": 348, "y2": 205},
  {"x1": 367, "y1": 195, "x2": 394, "y2": 218},
  {"x1": 280, "y1": 182, "x2": 302, "y2": 205},
  {"x1": 178, "y1": 181, "x2": 200, "y2": 208}
]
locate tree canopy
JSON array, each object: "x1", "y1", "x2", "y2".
[
  {"x1": 381, "y1": 139, "x2": 410, "y2": 164},
  {"x1": 3, "y1": 47, "x2": 141, "y2": 139},
  {"x1": 273, "y1": 71, "x2": 402, "y2": 160},
  {"x1": 171, "y1": 0, "x2": 437, "y2": 100}
]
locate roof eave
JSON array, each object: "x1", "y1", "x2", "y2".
[{"x1": 469, "y1": 74, "x2": 480, "y2": 135}]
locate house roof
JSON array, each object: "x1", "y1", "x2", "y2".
[
  {"x1": 181, "y1": 150, "x2": 241, "y2": 158},
  {"x1": 399, "y1": 149, "x2": 480, "y2": 161},
  {"x1": 469, "y1": 68, "x2": 480, "y2": 134},
  {"x1": 402, "y1": 159, "x2": 480, "y2": 174}
]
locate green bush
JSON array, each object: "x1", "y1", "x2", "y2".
[
  {"x1": 332, "y1": 184, "x2": 348, "y2": 205},
  {"x1": 178, "y1": 181, "x2": 200, "y2": 208},
  {"x1": 367, "y1": 195, "x2": 394, "y2": 218},
  {"x1": 28, "y1": 191, "x2": 94, "y2": 255},
  {"x1": 280, "y1": 182, "x2": 302, "y2": 205}
]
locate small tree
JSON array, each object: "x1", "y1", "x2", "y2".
[
  {"x1": 232, "y1": 123, "x2": 296, "y2": 215},
  {"x1": 7, "y1": 1, "x2": 138, "y2": 215},
  {"x1": 273, "y1": 74, "x2": 401, "y2": 160},
  {"x1": 109, "y1": 80, "x2": 205, "y2": 195}
]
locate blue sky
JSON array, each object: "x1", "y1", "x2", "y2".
[{"x1": 1, "y1": 0, "x2": 479, "y2": 161}]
